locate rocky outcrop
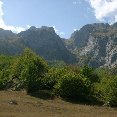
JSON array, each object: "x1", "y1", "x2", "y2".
[
  {"x1": 68, "y1": 23, "x2": 117, "y2": 68},
  {"x1": 0, "y1": 26, "x2": 76, "y2": 63}
]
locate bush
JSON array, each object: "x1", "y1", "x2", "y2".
[
  {"x1": 9, "y1": 48, "x2": 48, "y2": 93},
  {"x1": 54, "y1": 72, "x2": 91, "y2": 101},
  {"x1": 81, "y1": 65, "x2": 99, "y2": 83},
  {"x1": 0, "y1": 55, "x2": 13, "y2": 71},
  {"x1": 93, "y1": 75, "x2": 117, "y2": 106},
  {"x1": 0, "y1": 69, "x2": 11, "y2": 90},
  {"x1": 41, "y1": 67, "x2": 67, "y2": 90},
  {"x1": 0, "y1": 55, "x2": 12, "y2": 90}
]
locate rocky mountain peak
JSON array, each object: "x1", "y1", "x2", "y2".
[
  {"x1": 67, "y1": 23, "x2": 117, "y2": 68},
  {"x1": 111, "y1": 22, "x2": 117, "y2": 28},
  {"x1": 1, "y1": 22, "x2": 117, "y2": 68},
  {"x1": 29, "y1": 26, "x2": 37, "y2": 31}
]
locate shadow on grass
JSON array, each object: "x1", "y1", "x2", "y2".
[
  {"x1": 29, "y1": 90, "x2": 104, "y2": 106},
  {"x1": 61, "y1": 96, "x2": 103, "y2": 107},
  {"x1": 29, "y1": 90, "x2": 54, "y2": 100}
]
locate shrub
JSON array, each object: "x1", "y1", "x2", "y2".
[
  {"x1": 0, "y1": 55, "x2": 12, "y2": 90},
  {"x1": 41, "y1": 67, "x2": 67, "y2": 90},
  {"x1": 93, "y1": 75, "x2": 117, "y2": 106},
  {"x1": 81, "y1": 65, "x2": 100, "y2": 83},
  {"x1": 0, "y1": 55, "x2": 13, "y2": 71},
  {"x1": 0, "y1": 69, "x2": 11, "y2": 90},
  {"x1": 54, "y1": 72, "x2": 91, "y2": 101},
  {"x1": 9, "y1": 48, "x2": 48, "y2": 93}
]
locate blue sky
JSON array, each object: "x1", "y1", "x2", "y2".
[{"x1": 1, "y1": 0, "x2": 117, "y2": 38}]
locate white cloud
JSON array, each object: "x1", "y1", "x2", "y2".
[
  {"x1": 53, "y1": 26, "x2": 58, "y2": 33},
  {"x1": 53, "y1": 26, "x2": 65, "y2": 36},
  {"x1": 0, "y1": 0, "x2": 28, "y2": 33},
  {"x1": 74, "y1": 28, "x2": 77, "y2": 31},
  {"x1": 87, "y1": 0, "x2": 117, "y2": 23},
  {"x1": 26, "y1": 25, "x2": 31, "y2": 28}
]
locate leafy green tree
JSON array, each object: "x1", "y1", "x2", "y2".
[
  {"x1": 0, "y1": 55, "x2": 13, "y2": 70},
  {"x1": 41, "y1": 67, "x2": 67, "y2": 90},
  {"x1": 9, "y1": 48, "x2": 48, "y2": 92},
  {"x1": 81, "y1": 65, "x2": 99, "y2": 83},
  {"x1": 0, "y1": 69, "x2": 10, "y2": 90},
  {"x1": 54, "y1": 72, "x2": 91, "y2": 101},
  {"x1": 0, "y1": 55, "x2": 13, "y2": 90},
  {"x1": 94, "y1": 74, "x2": 117, "y2": 106}
]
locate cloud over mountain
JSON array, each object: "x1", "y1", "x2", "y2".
[
  {"x1": 87, "y1": 0, "x2": 117, "y2": 23},
  {"x1": 0, "y1": 0, "x2": 25, "y2": 33}
]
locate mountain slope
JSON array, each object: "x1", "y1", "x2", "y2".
[
  {"x1": 67, "y1": 23, "x2": 117, "y2": 67},
  {"x1": 2, "y1": 23, "x2": 117, "y2": 67},
  {"x1": 18, "y1": 26, "x2": 77, "y2": 63},
  {"x1": 0, "y1": 26, "x2": 76, "y2": 63}
]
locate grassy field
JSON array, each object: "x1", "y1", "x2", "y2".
[{"x1": 0, "y1": 91, "x2": 117, "y2": 117}]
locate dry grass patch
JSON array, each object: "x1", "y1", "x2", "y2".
[{"x1": 0, "y1": 91, "x2": 117, "y2": 117}]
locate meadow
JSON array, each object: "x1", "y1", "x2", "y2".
[{"x1": 0, "y1": 91, "x2": 117, "y2": 117}]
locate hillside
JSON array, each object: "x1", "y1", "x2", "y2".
[
  {"x1": 0, "y1": 26, "x2": 76, "y2": 64},
  {"x1": 0, "y1": 91, "x2": 117, "y2": 117},
  {"x1": 18, "y1": 26, "x2": 76, "y2": 63},
  {"x1": 1, "y1": 23, "x2": 117, "y2": 67},
  {"x1": 66, "y1": 23, "x2": 117, "y2": 68}
]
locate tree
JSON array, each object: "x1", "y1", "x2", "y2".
[
  {"x1": 54, "y1": 72, "x2": 91, "y2": 101},
  {"x1": 81, "y1": 65, "x2": 99, "y2": 83},
  {"x1": 9, "y1": 48, "x2": 48, "y2": 93},
  {"x1": 0, "y1": 55, "x2": 13, "y2": 90},
  {"x1": 94, "y1": 75, "x2": 117, "y2": 106}
]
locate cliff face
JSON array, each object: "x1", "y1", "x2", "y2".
[
  {"x1": 1, "y1": 23, "x2": 117, "y2": 67},
  {"x1": 68, "y1": 23, "x2": 117, "y2": 67},
  {"x1": 0, "y1": 26, "x2": 76, "y2": 63},
  {"x1": 18, "y1": 26, "x2": 76, "y2": 63}
]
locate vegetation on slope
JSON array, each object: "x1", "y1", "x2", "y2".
[{"x1": 1, "y1": 48, "x2": 117, "y2": 107}]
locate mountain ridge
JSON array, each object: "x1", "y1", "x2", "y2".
[
  {"x1": 0, "y1": 26, "x2": 77, "y2": 64},
  {"x1": 1, "y1": 23, "x2": 117, "y2": 67},
  {"x1": 67, "y1": 22, "x2": 117, "y2": 68}
]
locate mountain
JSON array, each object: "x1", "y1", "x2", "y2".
[
  {"x1": 0, "y1": 26, "x2": 76, "y2": 64},
  {"x1": 0, "y1": 28, "x2": 24, "y2": 55},
  {"x1": 2, "y1": 23, "x2": 117, "y2": 67},
  {"x1": 67, "y1": 23, "x2": 117, "y2": 68},
  {"x1": 18, "y1": 26, "x2": 76, "y2": 63}
]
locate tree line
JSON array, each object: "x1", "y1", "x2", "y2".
[{"x1": 0, "y1": 48, "x2": 117, "y2": 107}]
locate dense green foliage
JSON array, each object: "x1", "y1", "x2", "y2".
[
  {"x1": 93, "y1": 69, "x2": 117, "y2": 106},
  {"x1": 0, "y1": 55, "x2": 14, "y2": 89},
  {"x1": 0, "y1": 49, "x2": 48, "y2": 93},
  {"x1": 1, "y1": 49, "x2": 117, "y2": 106},
  {"x1": 41, "y1": 67, "x2": 67, "y2": 90},
  {"x1": 54, "y1": 73, "x2": 91, "y2": 101}
]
